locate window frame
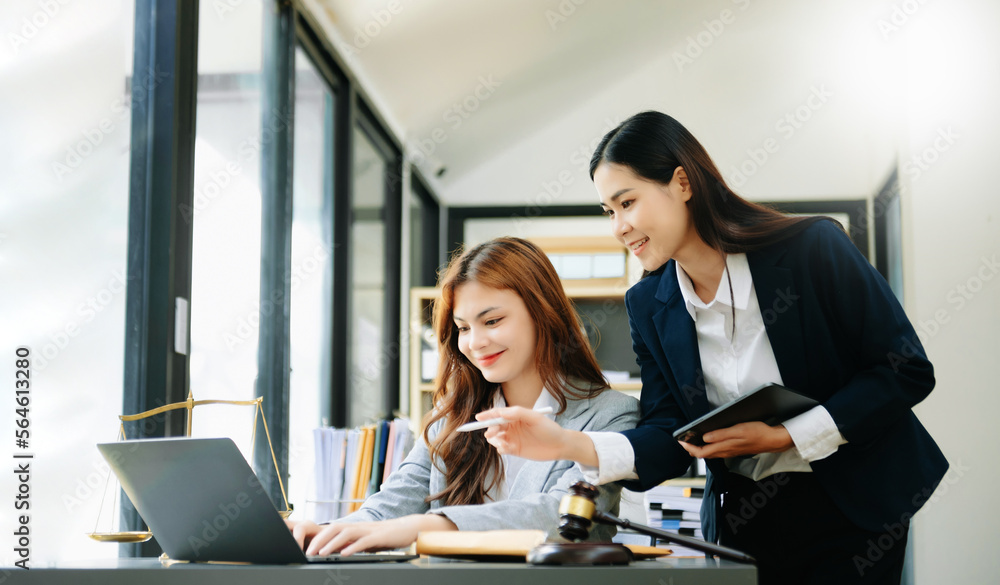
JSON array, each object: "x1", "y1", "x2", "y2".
[{"x1": 121, "y1": 1, "x2": 441, "y2": 546}]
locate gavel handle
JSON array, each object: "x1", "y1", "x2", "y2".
[{"x1": 592, "y1": 510, "x2": 756, "y2": 564}]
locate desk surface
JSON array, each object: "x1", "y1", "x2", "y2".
[{"x1": 14, "y1": 557, "x2": 756, "y2": 585}]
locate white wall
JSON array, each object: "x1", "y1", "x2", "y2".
[
  {"x1": 899, "y1": 1, "x2": 1000, "y2": 583},
  {"x1": 442, "y1": 1, "x2": 902, "y2": 207},
  {"x1": 449, "y1": 5, "x2": 1000, "y2": 580}
]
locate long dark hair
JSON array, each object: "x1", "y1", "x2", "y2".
[
  {"x1": 590, "y1": 111, "x2": 838, "y2": 255},
  {"x1": 424, "y1": 237, "x2": 608, "y2": 506}
]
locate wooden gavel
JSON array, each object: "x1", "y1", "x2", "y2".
[{"x1": 557, "y1": 481, "x2": 756, "y2": 564}]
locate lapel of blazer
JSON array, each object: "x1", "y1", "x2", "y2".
[
  {"x1": 747, "y1": 246, "x2": 808, "y2": 391},
  {"x1": 506, "y1": 394, "x2": 589, "y2": 497},
  {"x1": 652, "y1": 262, "x2": 712, "y2": 420}
]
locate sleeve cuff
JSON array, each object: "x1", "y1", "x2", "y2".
[
  {"x1": 783, "y1": 406, "x2": 847, "y2": 462},
  {"x1": 581, "y1": 431, "x2": 639, "y2": 484}
]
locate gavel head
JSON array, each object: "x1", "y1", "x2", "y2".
[{"x1": 558, "y1": 481, "x2": 600, "y2": 542}]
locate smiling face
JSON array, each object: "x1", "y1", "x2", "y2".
[
  {"x1": 452, "y1": 281, "x2": 540, "y2": 394},
  {"x1": 595, "y1": 162, "x2": 696, "y2": 272}
]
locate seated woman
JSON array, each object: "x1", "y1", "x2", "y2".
[{"x1": 288, "y1": 236, "x2": 639, "y2": 556}]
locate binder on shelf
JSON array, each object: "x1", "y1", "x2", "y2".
[
  {"x1": 390, "y1": 419, "x2": 414, "y2": 472},
  {"x1": 351, "y1": 427, "x2": 375, "y2": 512},
  {"x1": 382, "y1": 420, "x2": 398, "y2": 485},
  {"x1": 367, "y1": 420, "x2": 390, "y2": 499},
  {"x1": 339, "y1": 429, "x2": 362, "y2": 518}
]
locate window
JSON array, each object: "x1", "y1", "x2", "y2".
[
  {"x1": 188, "y1": 1, "x2": 264, "y2": 456},
  {"x1": 348, "y1": 124, "x2": 392, "y2": 426},
  {"x1": 0, "y1": 0, "x2": 135, "y2": 563},
  {"x1": 287, "y1": 45, "x2": 336, "y2": 517},
  {"x1": 410, "y1": 173, "x2": 441, "y2": 287}
]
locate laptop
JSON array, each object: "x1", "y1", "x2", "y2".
[{"x1": 97, "y1": 437, "x2": 418, "y2": 564}]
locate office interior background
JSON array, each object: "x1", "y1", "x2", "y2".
[{"x1": 1, "y1": 0, "x2": 997, "y2": 581}]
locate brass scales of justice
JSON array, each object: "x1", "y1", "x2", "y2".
[{"x1": 87, "y1": 391, "x2": 293, "y2": 544}]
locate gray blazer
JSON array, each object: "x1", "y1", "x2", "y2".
[{"x1": 338, "y1": 388, "x2": 640, "y2": 542}]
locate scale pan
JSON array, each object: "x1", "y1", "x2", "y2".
[{"x1": 87, "y1": 531, "x2": 153, "y2": 543}]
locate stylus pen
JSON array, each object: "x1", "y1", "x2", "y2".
[{"x1": 456, "y1": 406, "x2": 554, "y2": 432}]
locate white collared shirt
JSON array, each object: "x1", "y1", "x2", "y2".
[{"x1": 582, "y1": 254, "x2": 846, "y2": 484}]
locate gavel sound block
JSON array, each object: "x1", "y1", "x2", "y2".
[{"x1": 527, "y1": 481, "x2": 756, "y2": 566}]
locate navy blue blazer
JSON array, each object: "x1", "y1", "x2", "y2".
[{"x1": 619, "y1": 220, "x2": 948, "y2": 541}]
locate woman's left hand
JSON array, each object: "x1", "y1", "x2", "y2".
[
  {"x1": 678, "y1": 422, "x2": 794, "y2": 459},
  {"x1": 303, "y1": 514, "x2": 457, "y2": 557}
]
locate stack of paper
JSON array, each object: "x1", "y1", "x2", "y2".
[
  {"x1": 311, "y1": 418, "x2": 415, "y2": 522},
  {"x1": 644, "y1": 479, "x2": 707, "y2": 557},
  {"x1": 311, "y1": 428, "x2": 346, "y2": 524}
]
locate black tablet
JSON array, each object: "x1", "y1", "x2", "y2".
[{"x1": 672, "y1": 384, "x2": 820, "y2": 446}]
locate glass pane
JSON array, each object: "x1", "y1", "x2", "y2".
[
  {"x1": 188, "y1": 2, "x2": 263, "y2": 458},
  {"x1": 349, "y1": 127, "x2": 386, "y2": 426},
  {"x1": 288, "y1": 46, "x2": 334, "y2": 521},
  {"x1": 410, "y1": 195, "x2": 425, "y2": 288},
  {"x1": 0, "y1": 0, "x2": 134, "y2": 563}
]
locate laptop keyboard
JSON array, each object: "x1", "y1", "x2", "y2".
[{"x1": 305, "y1": 551, "x2": 418, "y2": 563}]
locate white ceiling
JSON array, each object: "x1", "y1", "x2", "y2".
[{"x1": 302, "y1": 0, "x2": 906, "y2": 206}]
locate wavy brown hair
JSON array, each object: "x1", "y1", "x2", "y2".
[{"x1": 423, "y1": 237, "x2": 608, "y2": 506}]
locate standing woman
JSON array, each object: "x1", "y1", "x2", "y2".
[
  {"x1": 288, "y1": 237, "x2": 639, "y2": 556},
  {"x1": 482, "y1": 112, "x2": 948, "y2": 584}
]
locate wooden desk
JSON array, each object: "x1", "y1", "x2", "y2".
[{"x1": 14, "y1": 556, "x2": 756, "y2": 584}]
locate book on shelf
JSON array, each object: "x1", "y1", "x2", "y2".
[
  {"x1": 647, "y1": 508, "x2": 700, "y2": 522},
  {"x1": 651, "y1": 519, "x2": 702, "y2": 531},
  {"x1": 339, "y1": 428, "x2": 361, "y2": 518},
  {"x1": 646, "y1": 484, "x2": 705, "y2": 499},
  {"x1": 351, "y1": 427, "x2": 375, "y2": 512},
  {"x1": 368, "y1": 419, "x2": 390, "y2": 498},
  {"x1": 647, "y1": 496, "x2": 702, "y2": 514},
  {"x1": 311, "y1": 418, "x2": 414, "y2": 523}
]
